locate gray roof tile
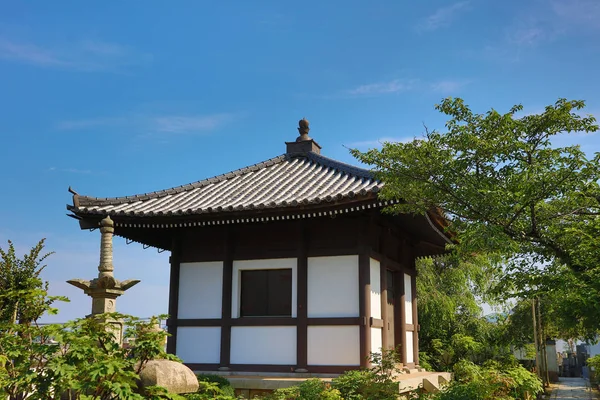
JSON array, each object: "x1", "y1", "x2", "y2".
[{"x1": 69, "y1": 152, "x2": 381, "y2": 217}]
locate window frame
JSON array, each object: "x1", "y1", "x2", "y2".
[
  {"x1": 231, "y1": 258, "x2": 298, "y2": 319},
  {"x1": 240, "y1": 268, "x2": 293, "y2": 317}
]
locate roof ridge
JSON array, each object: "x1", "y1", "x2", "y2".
[
  {"x1": 304, "y1": 152, "x2": 376, "y2": 180},
  {"x1": 78, "y1": 154, "x2": 288, "y2": 204}
]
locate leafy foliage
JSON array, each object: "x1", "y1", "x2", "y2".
[
  {"x1": 0, "y1": 239, "x2": 54, "y2": 324},
  {"x1": 352, "y1": 97, "x2": 600, "y2": 338},
  {"x1": 330, "y1": 370, "x2": 397, "y2": 400},
  {"x1": 0, "y1": 239, "x2": 185, "y2": 400},
  {"x1": 267, "y1": 378, "x2": 342, "y2": 400},
  {"x1": 447, "y1": 360, "x2": 542, "y2": 400},
  {"x1": 416, "y1": 257, "x2": 516, "y2": 372},
  {"x1": 183, "y1": 374, "x2": 236, "y2": 399}
]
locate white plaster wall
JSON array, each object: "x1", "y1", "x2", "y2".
[
  {"x1": 178, "y1": 262, "x2": 223, "y2": 319},
  {"x1": 404, "y1": 273, "x2": 413, "y2": 324},
  {"x1": 370, "y1": 258, "x2": 381, "y2": 319},
  {"x1": 230, "y1": 326, "x2": 296, "y2": 365},
  {"x1": 406, "y1": 331, "x2": 414, "y2": 363},
  {"x1": 176, "y1": 327, "x2": 221, "y2": 364},
  {"x1": 371, "y1": 327, "x2": 383, "y2": 355},
  {"x1": 231, "y1": 258, "x2": 297, "y2": 318},
  {"x1": 307, "y1": 255, "x2": 359, "y2": 317},
  {"x1": 308, "y1": 326, "x2": 360, "y2": 365}
]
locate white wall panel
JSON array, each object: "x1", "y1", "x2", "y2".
[
  {"x1": 406, "y1": 331, "x2": 414, "y2": 364},
  {"x1": 307, "y1": 255, "x2": 359, "y2": 317},
  {"x1": 178, "y1": 262, "x2": 223, "y2": 319},
  {"x1": 404, "y1": 273, "x2": 413, "y2": 324},
  {"x1": 231, "y1": 258, "x2": 297, "y2": 318},
  {"x1": 176, "y1": 327, "x2": 221, "y2": 364},
  {"x1": 370, "y1": 258, "x2": 381, "y2": 319},
  {"x1": 371, "y1": 327, "x2": 383, "y2": 355},
  {"x1": 308, "y1": 326, "x2": 360, "y2": 365},
  {"x1": 230, "y1": 326, "x2": 296, "y2": 365}
]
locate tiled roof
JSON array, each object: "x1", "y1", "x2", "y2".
[{"x1": 68, "y1": 152, "x2": 382, "y2": 218}]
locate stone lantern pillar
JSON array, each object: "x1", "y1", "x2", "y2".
[{"x1": 67, "y1": 215, "x2": 140, "y2": 344}]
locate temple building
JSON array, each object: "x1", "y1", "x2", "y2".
[{"x1": 67, "y1": 119, "x2": 451, "y2": 376}]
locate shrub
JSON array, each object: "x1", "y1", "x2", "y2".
[
  {"x1": 588, "y1": 354, "x2": 600, "y2": 385},
  {"x1": 195, "y1": 374, "x2": 235, "y2": 397},
  {"x1": 452, "y1": 360, "x2": 481, "y2": 383},
  {"x1": 268, "y1": 378, "x2": 342, "y2": 400},
  {"x1": 435, "y1": 360, "x2": 542, "y2": 400},
  {"x1": 435, "y1": 380, "x2": 501, "y2": 400},
  {"x1": 331, "y1": 369, "x2": 397, "y2": 400}
]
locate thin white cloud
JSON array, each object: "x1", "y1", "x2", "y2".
[
  {"x1": 57, "y1": 113, "x2": 238, "y2": 136},
  {"x1": 430, "y1": 80, "x2": 470, "y2": 94},
  {"x1": 340, "y1": 78, "x2": 467, "y2": 98},
  {"x1": 551, "y1": 0, "x2": 600, "y2": 30},
  {"x1": 416, "y1": 1, "x2": 471, "y2": 32},
  {"x1": 347, "y1": 136, "x2": 414, "y2": 148},
  {"x1": 508, "y1": 26, "x2": 547, "y2": 46},
  {"x1": 0, "y1": 37, "x2": 152, "y2": 72},
  {"x1": 493, "y1": 0, "x2": 599, "y2": 55},
  {"x1": 48, "y1": 167, "x2": 92, "y2": 174},
  {"x1": 0, "y1": 38, "x2": 66, "y2": 67},
  {"x1": 153, "y1": 114, "x2": 234, "y2": 134},
  {"x1": 346, "y1": 79, "x2": 415, "y2": 97}
]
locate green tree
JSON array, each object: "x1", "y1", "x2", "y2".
[
  {"x1": 0, "y1": 239, "x2": 53, "y2": 324},
  {"x1": 416, "y1": 256, "x2": 515, "y2": 371},
  {"x1": 0, "y1": 240, "x2": 183, "y2": 400},
  {"x1": 351, "y1": 98, "x2": 600, "y2": 338}
]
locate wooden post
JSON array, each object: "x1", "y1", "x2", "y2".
[
  {"x1": 219, "y1": 228, "x2": 233, "y2": 369},
  {"x1": 411, "y1": 272, "x2": 419, "y2": 366},
  {"x1": 166, "y1": 237, "x2": 181, "y2": 354},
  {"x1": 380, "y1": 259, "x2": 388, "y2": 351},
  {"x1": 296, "y1": 221, "x2": 308, "y2": 371},
  {"x1": 359, "y1": 251, "x2": 371, "y2": 367}
]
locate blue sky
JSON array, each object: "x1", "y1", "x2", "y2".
[{"x1": 0, "y1": 1, "x2": 598, "y2": 322}]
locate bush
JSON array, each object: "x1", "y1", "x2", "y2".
[
  {"x1": 182, "y1": 374, "x2": 236, "y2": 399},
  {"x1": 331, "y1": 369, "x2": 397, "y2": 400},
  {"x1": 196, "y1": 374, "x2": 235, "y2": 397},
  {"x1": 433, "y1": 360, "x2": 542, "y2": 400},
  {"x1": 588, "y1": 354, "x2": 600, "y2": 385},
  {"x1": 267, "y1": 378, "x2": 341, "y2": 400}
]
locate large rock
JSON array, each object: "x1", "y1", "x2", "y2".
[{"x1": 138, "y1": 359, "x2": 199, "y2": 394}]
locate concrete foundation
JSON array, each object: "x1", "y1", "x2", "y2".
[{"x1": 200, "y1": 369, "x2": 452, "y2": 395}]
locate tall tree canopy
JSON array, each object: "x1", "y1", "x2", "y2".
[{"x1": 352, "y1": 98, "x2": 600, "y2": 338}]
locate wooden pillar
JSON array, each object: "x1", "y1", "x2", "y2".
[
  {"x1": 359, "y1": 250, "x2": 371, "y2": 367},
  {"x1": 166, "y1": 237, "x2": 181, "y2": 354},
  {"x1": 296, "y1": 221, "x2": 308, "y2": 371},
  {"x1": 380, "y1": 259, "x2": 388, "y2": 351},
  {"x1": 397, "y1": 269, "x2": 407, "y2": 365},
  {"x1": 219, "y1": 228, "x2": 233, "y2": 369},
  {"x1": 411, "y1": 272, "x2": 419, "y2": 366}
]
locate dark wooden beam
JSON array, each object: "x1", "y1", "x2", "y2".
[
  {"x1": 219, "y1": 228, "x2": 233, "y2": 369},
  {"x1": 177, "y1": 316, "x2": 365, "y2": 327},
  {"x1": 185, "y1": 364, "x2": 361, "y2": 374},
  {"x1": 296, "y1": 221, "x2": 308, "y2": 370},
  {"x1": 411, "y1": 265, "x2": 420, "y2": 366},
  {"x1": 166, "y1": 237, "x2": 181, "y2": 354},
  {"x1": 380, "y1": 260, "x2": 389, "y2": 350},
  {"x1": 359, "y1": 215, "x2": 372, "y2": 368},
  {"x1": 397, "y1": 238, "x2": 408, "y2": 365}
]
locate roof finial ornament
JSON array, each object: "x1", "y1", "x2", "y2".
[{"x1": 297, "y1": 118, "x2": 311, "y2": 142}]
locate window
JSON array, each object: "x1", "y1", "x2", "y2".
[{"x1": 240, "y1": 269, "x2": 292, "y2": 317}]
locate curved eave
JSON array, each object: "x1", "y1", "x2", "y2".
[
  {"x1": 69, "y1": 193, "x2": 383, "y2": 228},
  {"x1": 68, "y1": 187, "x2": 381, "y2": 219}
]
